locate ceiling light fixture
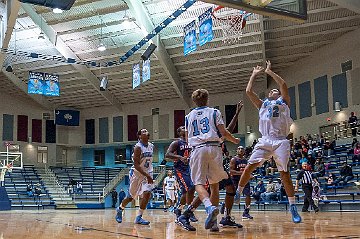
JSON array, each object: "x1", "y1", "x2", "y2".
[
  {"x1": 53, "y1": 8, "x2": 63, "y2": 14},
  {"x1": 97, "y1": 43, "x2": 106, "y2": 52},
  {"x1": 38, "y1": 32, "x2": 45, "y2": 40},
  {"x1": 98, "y1": 18, "x2": 106, "y2": 52}
]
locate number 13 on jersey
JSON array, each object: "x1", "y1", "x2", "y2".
[{"x1": 192, "y1": 117, "x2": 210, "y2": 136}]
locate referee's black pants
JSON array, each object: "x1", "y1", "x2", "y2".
[{"x1": 302, "y1": 184, "x2": 318, "y2": 211}]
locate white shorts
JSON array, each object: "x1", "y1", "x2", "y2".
[
  {"x1": 166, "y1": 189, "x2": 176, "y2": 201},
  {"x1": 128, "y1": 169, "x2": 154, "y2": 198},
  {"x1": 249, "y1": 137, "x2": 290, "y2": 172},
  {"x1": 189, "y1": 144, "x2": 228, "y2": 185}
]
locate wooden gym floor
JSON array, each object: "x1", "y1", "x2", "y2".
[{"x1": 0, "y1": 209, "x2": 359, "y2": 239}]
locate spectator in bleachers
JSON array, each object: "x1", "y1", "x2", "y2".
[
  {"x1": 274, "y1": 179, "x2": 283, "y2": 202},
  {"x1": 34, "y1": 183, "x2": 42, "y2": 196},
  {"x1": 252, "y1": 180, "x2": 265, "y2": 203},
  {"x1": 313, "y1": 143, "x2": 323, "y2": 158},
  {"x1": 351, "y1": 138, "x2": 358, "y2": 149},
  {"x1": 26, "y1": 183, "x2": 33, "y2": 197},
  {"x1": 332, "y1": 162, "x2": 354, "y2": 185},
  {"x1": 266, "y1": 157, "x2": 277, "y2": 176},
  {"x1": 68, "y1": 178, "x2": 76, "y2": 194},
  {"x1": 76, "y1": 182, "x2": 83, "y2": 194},
  {"x1": 297, "y1": 153, "x2": 308, "y2": 171},
  {"x1": 352, "y1": 143, "x2": 360, "y2": 164},
  {"x1": 348, "y1": 112, "x2": 358, "y2": 137},
  {"x1": 295, "y1": 162, "x2": 319, "y2": 212},
  {"x1": 111, "y1": 189, "x2": 118, "y2": 208},
  {"x1": 313, "y1": 159, "x2": 325, "y2": 177},
  {"x1": 261, "y1": 178, "x2": 277, "y2": 203}
]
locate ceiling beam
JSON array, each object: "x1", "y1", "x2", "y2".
[
  {"x1": 21, "y1": 3, "x2": 123, "y2": 111},
  {"x1": 0, "y1": 0, "x2": 52, "y2": 110},
  {"x1": 328, "y1": 0, "x2": 360, "y2": 14},
  {"x1": 123, "y1": 0, "x2": 191, "y2": 107}
]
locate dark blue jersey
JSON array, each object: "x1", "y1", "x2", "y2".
[
  {"x1": 174, "y1": 139, "x2": 191, "y2": 173},
  {"x1": 231, "y1": 156, "x2": 247, "y2": 181}
]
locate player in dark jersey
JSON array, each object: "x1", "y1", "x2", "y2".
[
  {"x1": 216, "y1": 101, "x2": 244, "y2": 229},
  {"x1": 230, "y1": 146, "x2": 253, "y2": 220},
  {"x1": 166, "y1": 126, "x2": 199, "y2": 231}
]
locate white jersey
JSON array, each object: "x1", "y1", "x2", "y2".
[
  {"x1": 185, "y1": 106, "x2": 224, "y2": 147},
  {"x1": 164, "y1": 176, "x2": 176, "y2": 190},
  {"x1": 258, "y1": 97, "x2": 293, "y2": 139},
  {"x1": 131, "y1": 141, "x2": 154, "y2": 174}
]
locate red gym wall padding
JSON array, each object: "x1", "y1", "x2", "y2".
[
  {"x1": 17, "y1": 115, "x2": 28, "y2": 142},
  {"x1": 127, "y1": 115, "x2": 138, "y2": 141},
  {"x1": 32, "y1": 119, "x2": 42, "y2": 143},
  {"x1": 174, "y1": 110, "x2": 185, "y2": 137}
]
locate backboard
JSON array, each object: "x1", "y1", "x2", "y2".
[
  {"x1": 203, "y1": 0, "x2": 307, "y2": 22},
  {"x1": 0, "y1": 152, "x2": 23, "y2": 170}
]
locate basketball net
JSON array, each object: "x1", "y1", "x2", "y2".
[{"x1": 212, "y1": 6, "x2": 252, "y2": 44}]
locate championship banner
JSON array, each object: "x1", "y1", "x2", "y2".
[
  {"x1": 142, "y1": 59, "x2": 150, "y2": 82},
  {"x1": 184, "y1": 20, "x2": 197, "y2": 56},
  {"x1": 44, "y1": 73, "x2": 60, "y2": 96},
  {"x1": 132, "y1": 63, "x2": 141, "y2": 89},
  {"x1": 28, "y1": 71, "x2": 44, "y2": 95},
  {"x1": 199, "y1": 8, "x2": 213, "y2": 46}
]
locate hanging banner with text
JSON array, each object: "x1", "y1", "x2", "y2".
[
  {"x1": 184, "y1": 20, "x2": 197, "y2": 56},
  {"x1": 132, "y1": 63, "x2": 141, "y2": 89},
  {"x1": 142, "y1": 59, "x2": 151, "y2": 83},
  {"x1": 198, "y1": 8, "x2": 213, "y2": 46}
]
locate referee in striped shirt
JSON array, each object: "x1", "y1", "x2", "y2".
[{"x1": 295, "y1": 162, "x2": 319, "y2": 212}]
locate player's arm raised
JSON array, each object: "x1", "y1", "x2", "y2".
[
  {"x1": 246, "y1": 66, "x2": 264, "y2": 109},
  {"x1": 133, "y1": 146, "x2": 153, "y2": 184},
  {"x1": 218, "y1": 124, "x2": 240, "y2": 145},
  {"x1": 265, "y1": 60, "x2": 290, "y2": 105},
  {"x1": 227, "y1": 101, "x2": 243, "y2": 133}
]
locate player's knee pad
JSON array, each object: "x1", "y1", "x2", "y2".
[{"x1": 226, "y1": 192, "x2": 236, "y2": 197}]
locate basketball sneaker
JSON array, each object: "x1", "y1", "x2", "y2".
[
  {"x1": 115, "y1": 207, "x2": 123, "y2": 223},
  {"x1": 205, "y1": 206, "x2": 219, "y2": 229},
  {"x1": 242, "y1": 208, "x2": 253, "y2": 220},
  {"x1": 173, "y1": 208, "x2": 182, "y2": 218},
  {"x1": 189, "y1": 211, "x2": 198, "y2": 222},
  {"x1": 290, "y1": 204, "x2": 302, "y2": 223},
  {"x1": 176, "y1": 215, "x2": 196, "y2": 231},
  {"x1": 219, "y1": 216, "x2": 243, "y2": 228},
  {"x1": 234, "y1": 191, "x2": 241, "y2": 204},
  {"x1": 210, "y1": 219, "x2": 219, "y2": 232},
  {"x1": 134, "y1": 215, "x2": 150, "y2": 225}
]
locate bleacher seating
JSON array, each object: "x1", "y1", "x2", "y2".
[
  {"x1": 50, "y1": 167, "x2": 123, "y2": 202},
  {"x1": 4, "y1": 165, "x2": 55, "y2": 209}
]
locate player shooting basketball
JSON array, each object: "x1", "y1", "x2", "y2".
[{"x1": 235, "y1": 60, "x2": 302, "y2": 223}]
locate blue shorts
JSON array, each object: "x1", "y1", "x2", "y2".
[
  {"x1": 175, "y1": 169, "x2": 194, "y2": 193},
  {"x1": 219, "y1": 173, "x2": 234, "y2": 190}
]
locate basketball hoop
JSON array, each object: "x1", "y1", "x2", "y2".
[{"x1": 212, "y1": 6, "x2": 252, "y2": 44}]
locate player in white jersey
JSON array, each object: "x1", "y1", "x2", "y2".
[
  {"x1": 115, "y1": 129, "x2": 154, "y2": 225},
  {"x1": 236, "y1": 61, "x2": 302, "y2": 223},
  {"x1": 185, "y1": 89, "x2": 240, "y2": 231},
  {"x1": 163, "y1": 170, "x2": 177, "y2": 210}
]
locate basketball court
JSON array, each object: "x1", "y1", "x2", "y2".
[
  {"x1": 1, "y1": 0, "x2": 360, "y2": 238},
  {"x1": 1, "y1": 210, "x2": 360, "y2": 239}
]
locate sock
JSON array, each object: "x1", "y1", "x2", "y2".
[
  {"x1": 203, "y1": 198, "x2": 212, "y2": 208},
  {"x1": 246, "y1": 204, "x2": 251, "y2": 209},
  {"x1": 137, "y1": 209, "x2": 144, "y2": 216},
  {"x1": 288, "y1": 197, "x2": 296, "y2": 205},
  {"x1": 119, "y1": 204, "x2": 125, "y2": 210},
  {"x1": 224, "y1": 207, "x2": 231, "y2": 217}
]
